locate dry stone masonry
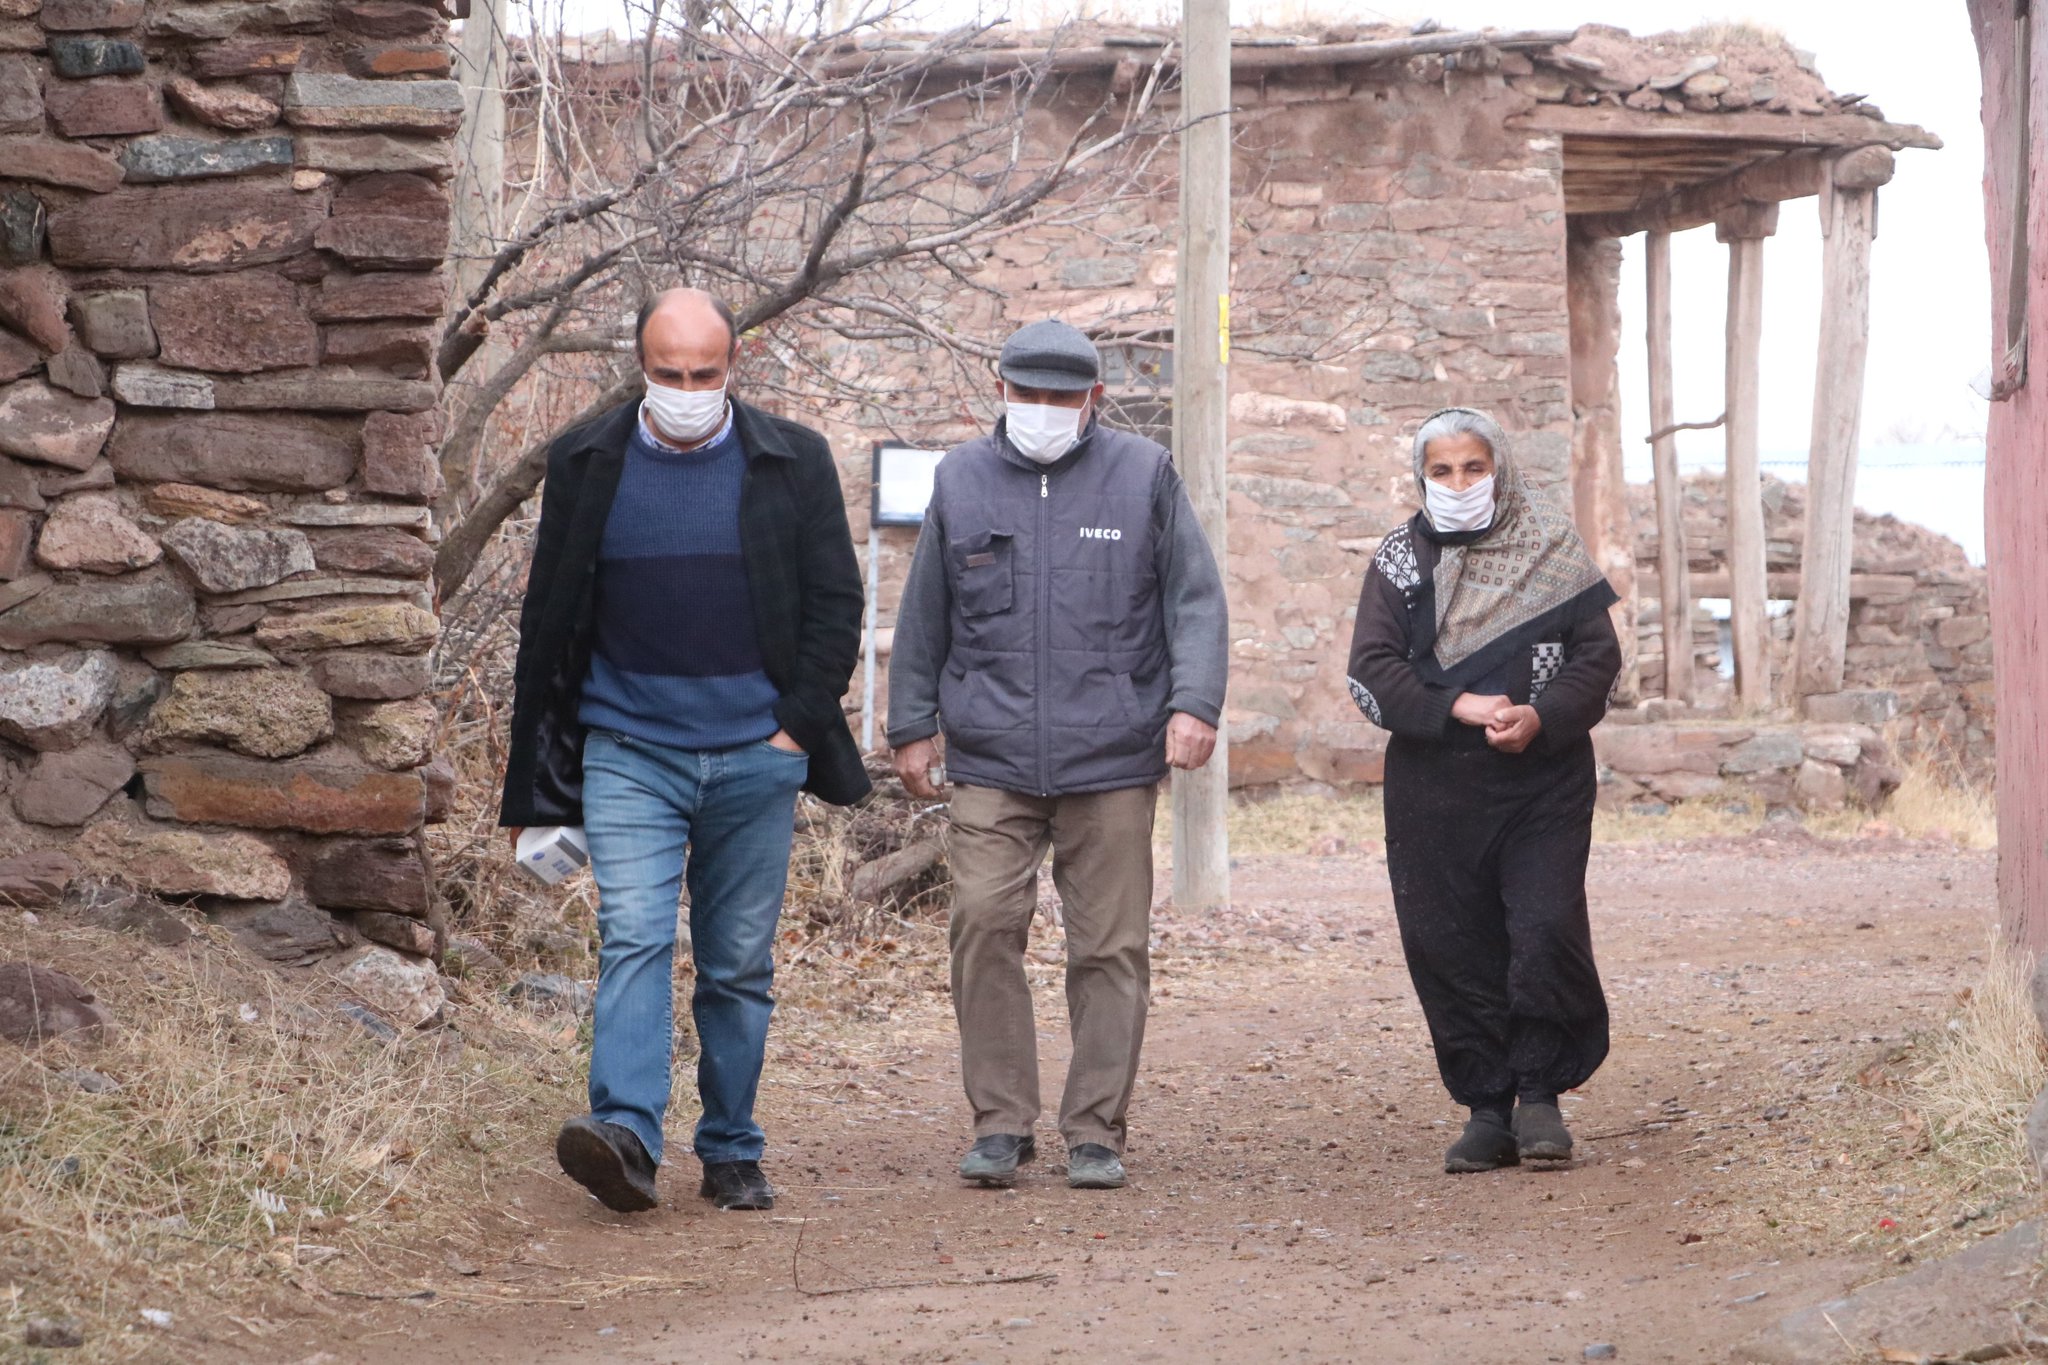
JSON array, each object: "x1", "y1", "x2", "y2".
[{"x1": 0, "y1": 0, "x2": 456, "y2": 1012}]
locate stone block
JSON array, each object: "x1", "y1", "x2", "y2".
[
  {"x1": 148, "y1": 0, "x2": 327, "y2": 41},
  {"x1": 305, "y1": 836, "x2": 428, "y2": 913},
  {"x1": 345, "y1": 42, "x2": 449, "y2": 77},
  {"x1": 144, "y1": 483, "x2": 264, "y2": 522},
  {"x1": 0, "y1": 566, "x2": 194, "y2": 646},
  {"x1": 139, "y1": 751, "x2": 428, "y2": 835},
  {"x1": 1800, "y1": 723, "x2": 1874, "y2": 766},
  {"x1": 336, "y1": 0, "x2": 440, "y2": 35},
  {"x1": 306, "y1": 525, "x2": 430, "y2": 577},
  {"x1": 1791, "y1": 758, "x2": 1848, "y2": 812},
  {"x1": 210, "y1": 894, "x2": 356, "y2": 961},
  {"x1": 353, "y1": 908, "x2": 433, "y2": 954},
  {"x1": 283, "y1": 73, "x2": 462, "y2": 135},
  {"x1": 0, "y1": 849, "x2": 80, "y2": 908},
  {"x1": 0, "y1": 569, "x2": 51, "y2": 610},
  {"x1": 69, "y1": 289, "x2": 155, "y2": 359},
  {"x1": 188, "y1": 37, "x2": 303, "y2": 78},
  {"x1": 0, "y1": 57, "x2": 39, "y2": 133},
  {"x1": 0, "y1": 962, "x2": 111, "y2": 1044},
  {"x1": 44, "y1": 342, "x2": 103, "y2": 398},
  {"x1": 109, "y1": 363, "x2": 214, "y2": 408},
  {"x1": 320, "y1": 321, "x2": 431, "y2": 376},
  {"x1": 0, "y1": 648, "x2": 116, "y2": 748},
  {"x1": 40, "y1": 0, "x2": 142, "y2": 26},
  {"x1": 109, "y1": 412, "x2": 356, "y2": 490},
  {"x1": 45, "y1": 76, "x2": 161, "y2": 136},
  {"x1": 48, "y1": 182, "x2": 328, "y2": 271},
  {"x1": 0, "y1": 190, "x2": 43, "y2": 269},
  {"x1": 1721, "y1": 729, "x2": 1807, "y2": 775},
  {"x1": 338, "y1": 696, "x2": 432, "y2": 769},
  {"x1": 1593, "y1": 723, "x2": 1739, "y2": 776},
  {"x1": 142, "y1": 639, "x2": 276, "y2": 669},
  {"x1": 142, "y1": 665, "x2": 332, "y2": 757},
  {"x1": 1229, "y1": 390, "x2": 1347, "y2": 432},
  {"x1": 47, "y1": 35, "x2": 145, "y2": 78},
  {"x1": 1226, "y1": 473, "x2": 1351, "y2": 508},
  {"x1": 0, "y1": 379, "x2": 114, "y2": 470},
  {"x1": 1801, "y1": 689, "x2": 1899, "y2": 725},
  {"x1": 209, "y1": 573, "x2": 414, "y2": 604},
  {"x1": 359, "y1": 408, "x2": 442, "y2": 500},
  {"x1": 311, "y1": 648, "x2": 428, "y2": 699},
  {"x1": 1935, "y1": 614, "x2": 1990, "y2": 649},
  {"x1": 160, "y1": 517, "x2": 315, "y2": 591},
  {"x1": 164, "y1": 75, "x2": 279, "y2": 130},
  {"x1": 313, "y1": 215, "x2": 448, "y2": 270},
  {"x1": 312, "y1": 269, "x2": 446, "y2": 321},
  {"x1": 295, "y1": 131, "x2": 452, "y2": 177},
  {"x1": 15, "y1": 740, "x2": 134, "y2": 825},
  {"x1": 35, "y1": 492, "x2": 160, "y2": 573},
  {"x1": 255, "y1": 600, "x2": 436, "y2": 651},
  {"x1": 326, "y1": 943, "x2": 442, "y2": 1026},
  {"x1": 0, "y1": 262, "x2": 71, "y2": 351},
  {"x1": 209, "y1": 366, "x2": 436, "y2": 412},
  {"x1": 284, "y1": 501, "x2": 426, "y2": 527},
  {"x1": 0, "y1": 506, "x2": 29, "y2": 574},
  {"x1": 120, "y1": 132, "x2": 293, "y2": 182},
  {"x1": 152, "y1": 270, "x2": 316, "y2": 373},
  {"x1": 0, "y1": 330, "x2": 36, "y2": 382},
  {"x1": 0, "y1": 458, "x2": 44, "y2": 509}
]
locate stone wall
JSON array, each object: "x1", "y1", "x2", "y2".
[
  {"x1": 0, "y1": 0, "x2": 457, "y2": 1021},
  {"x1": 1630, "y1": 473, "x2": 1993, "y2": 773},
  {"x1": 845, "y1": 57, "x2": 1576, "y2": 790}
]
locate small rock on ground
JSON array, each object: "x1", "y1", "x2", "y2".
[
  {"x1": 25, "y1": 1314, "x2": 85, "y2": 1347},
  {"x1": 506, "y1": 971, "x2": 593, "y2": 1017},
  {"x1": 57, "y1": 1065, "x2": 118, "y2": 1092}
]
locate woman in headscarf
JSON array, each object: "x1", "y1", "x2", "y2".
[{"x1": 1345, "y1": 407, "x2": 1622, "y2": 1174}]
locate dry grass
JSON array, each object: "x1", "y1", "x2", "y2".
[
  {"x1": 1909, "y1": 937, "x2": 2048, "y2": 1192},
  {"x1": 0, "y1": 917, "x2": 578, "y2": 1360}
]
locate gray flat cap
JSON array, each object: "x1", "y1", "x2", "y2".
[{"x1": 998, "y1": 319, "x2": 1100, "y2": 391}]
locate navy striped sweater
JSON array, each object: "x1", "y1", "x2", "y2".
[{"x1": 576, "y1": 410, "x2": 781, "y2": 750}]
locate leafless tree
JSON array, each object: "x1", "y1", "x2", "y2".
[{"x1": 431, "y1": 0, "x2": 1181, "y2": 599}]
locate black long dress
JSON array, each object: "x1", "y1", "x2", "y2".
[{"x1": 1345, "y1": 517, "x2": 1623, "y2": 1109}]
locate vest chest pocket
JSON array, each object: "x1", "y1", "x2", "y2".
[{"x1": 949, "y1": 530, "x2": 1015, "y2": 618}]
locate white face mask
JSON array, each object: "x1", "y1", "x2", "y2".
[
  {"x1": 1004, "y1": 401, "x2": 1086, "y2": 465},
  {"x1": 1424, "y1": 473, "x2": 1496, "y2": 533},
  {"x1": 643, "y1": 378, "x2": 728, "y2": 445}
]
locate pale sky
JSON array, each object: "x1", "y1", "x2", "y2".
[{"x1": 538, "y1": 0, "x2": 1992, "y2": 458}]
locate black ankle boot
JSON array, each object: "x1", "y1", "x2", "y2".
[{"x1": 1443, "y1": 1111, "x2": 1520, "y2": 1174}]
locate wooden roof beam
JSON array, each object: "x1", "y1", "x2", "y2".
[
  {"x1": 1514, "y1": 103, "x2": 1941, "y2": 152},
  {"x1": 1575, "y1": 144, "x2": 1894, "y2": 237}
]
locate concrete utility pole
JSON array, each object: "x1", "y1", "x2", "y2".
[
  {"x1": 451, "y1": 0, "x2": 510, "y2": 309},
  {"x1": 1171, "y1": 0, "x2": 1231, "y2": 912}
]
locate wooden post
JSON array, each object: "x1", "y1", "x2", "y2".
[
  {"x1": 1717, "y1": 203, "x2": 1778, "y2": 712},
  {"x1": 1565, "y1": 225, "x2": 1638, "y2": 703},
  {"x1": 451, "y1": 0, "x2": 509, "y2": 306},
  {"x1": 1645, "y1": 230, "x2": 1693, "y2": 703},
  {"x1": 1794, "y1": 161, "x2": 1888, "y2": 699},
  {"x1": 1170, "y1": 0, "x2": 1230, "y2": 912}
]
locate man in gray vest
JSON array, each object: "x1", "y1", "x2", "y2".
[{"x1": 887, "y1": 319, "x2": 1228, "y2": 1191}]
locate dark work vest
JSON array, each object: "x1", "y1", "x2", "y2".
[{"x1": 930, "y1": 421, "x2": 1171, "y2": 796}]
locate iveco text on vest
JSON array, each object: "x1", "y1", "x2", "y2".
[{"x1": 1079, "y1": 528, "x2": 1124, "y2": 540}]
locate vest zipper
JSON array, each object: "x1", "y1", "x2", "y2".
[{"x1": 1036, "y1": 468, "x2": 1052, "y2": 796}]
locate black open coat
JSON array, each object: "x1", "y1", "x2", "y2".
[{"x1": 498, "y1": 397, "x2": 872, "y2": 825}]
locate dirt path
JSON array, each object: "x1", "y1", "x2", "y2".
[{"x1": 285, "y1": 835, "x2": 1996, "y2": 1364}]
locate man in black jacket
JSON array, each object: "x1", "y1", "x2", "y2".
[{"x1": 501, "y1": 288, "x2": 869, "y2": 1214}]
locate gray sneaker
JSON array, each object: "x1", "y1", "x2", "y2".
[
  {"x1": 1512, "y1": 1102, "x2": 1574, "y2": 1162},
  {"x1": 958, "y1": 1133, "x2": 1035, "y2": 1186},
  {"x1": 1065, "y1": 1143, "x2": 1126, "y2": 1189}
]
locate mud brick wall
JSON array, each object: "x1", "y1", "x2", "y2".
[
  {"x1": 1630, "y1": 474, "x2": 1994, "y2": 773},
  {"x1": 841, "y1": 59, "x2": 1575, "y2": 792},
  {"x1": 0, "y1": 0, "x2": 457, "y2": 1019}
]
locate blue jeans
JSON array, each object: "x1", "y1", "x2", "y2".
[{"x1": 580, "y1": 729, "x2": 806, "y2": 1165}]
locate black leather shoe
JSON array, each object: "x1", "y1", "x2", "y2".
[
  {"x1": 699, "y1": 1159, "x2": 775, "y2": 1211},
  {"x1": 1443, "y1": 1115, "x2": 1521, "y2": 1174},
  {"x1": 958, "y1": 1134, "x2": 1036, "y2": 1186},
  {"x1": 556, "y1": 1116, "x2": 659, "y2": 1212}
]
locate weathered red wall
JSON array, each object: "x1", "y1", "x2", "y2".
[{"x1": 1971, "y1": 0, "x2": 2048, "y2": 953}]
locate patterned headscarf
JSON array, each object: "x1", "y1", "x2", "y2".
[{"x1": 1412, "y1": 407, "x2": 1612, "y2": 673}]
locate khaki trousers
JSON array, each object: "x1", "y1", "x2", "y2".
[{"x1": 947, "y1": 782, "x2": 1158, "y2": 1152}]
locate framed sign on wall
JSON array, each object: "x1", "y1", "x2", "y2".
[{"x1": 871, "y1": 442, "x2": 946, "y2": 528}]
